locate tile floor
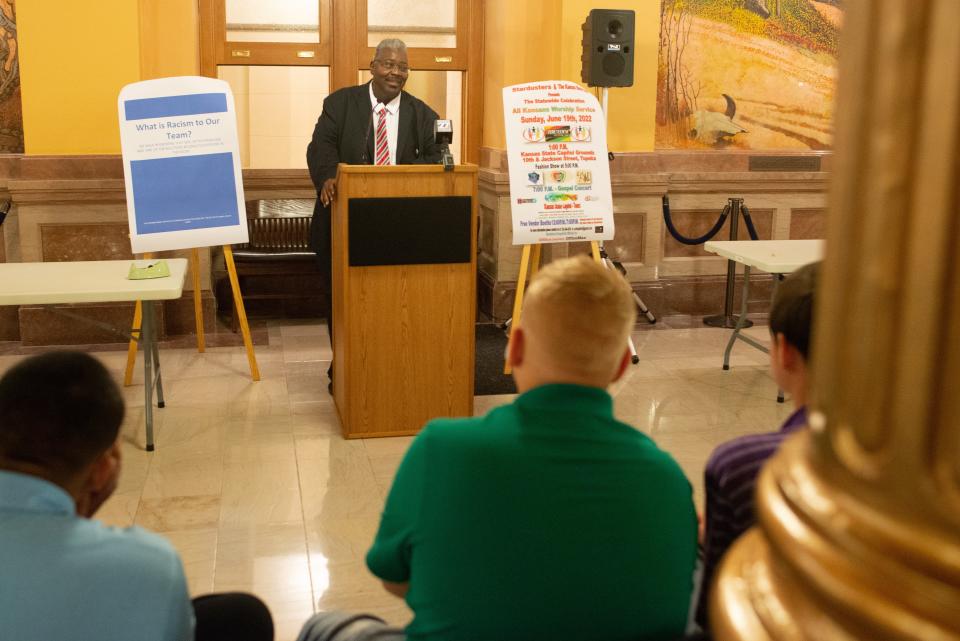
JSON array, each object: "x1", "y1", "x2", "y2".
[{"x1": 0, "y1": 321, "x2": 793, "y2": 641}]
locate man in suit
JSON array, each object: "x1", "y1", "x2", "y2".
[{"x1": 306, "y1": 38, "x2": 444, "y2": 390}]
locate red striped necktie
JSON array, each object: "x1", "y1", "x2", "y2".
[{"x1": 374, "y1": 104, "x2": 390, "y2": 166}]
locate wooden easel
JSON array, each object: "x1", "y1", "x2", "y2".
[
  {"x1": 123, "y1": 246, "x2": 260, "y2": 386},
  {"x1": 503, "y1": 242, "x2": 604, "y2": 375}
]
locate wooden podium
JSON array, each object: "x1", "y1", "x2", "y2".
[{"x1": 331, "y1": 164, "x2": 477, "y2": 438}]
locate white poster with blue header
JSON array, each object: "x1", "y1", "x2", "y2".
[{"x1": 118, "y1": 76, "x2": 248, "y2": 253}]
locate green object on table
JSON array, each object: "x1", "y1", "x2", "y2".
[{"x1": 128, "y1": 259, "x2": 170, "y2": 280}]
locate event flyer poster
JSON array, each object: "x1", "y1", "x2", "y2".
[
  {"x1": 119, "y1": 76, "x2": 248, "y2": 253},
  {"x1": 502, "y1": 81, "x2": 614, "y2": 245}
]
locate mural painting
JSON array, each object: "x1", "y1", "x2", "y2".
[
  {"x1": 656, "y1": 0, "x2": 842, "y2": 150},
  {"x1": 0, "y1": 0, "x2": 22, "y2": 154}
]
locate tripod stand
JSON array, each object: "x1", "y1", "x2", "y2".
[
  {"x1": 595, "y1": 242, "x2": 655, "y2": 364},
  {"x1": 597, "y1": 88, "x2": 656, "y2": 361}
]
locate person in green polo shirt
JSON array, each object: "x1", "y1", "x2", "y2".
[{"x1": 297, "y1": 255, "x2": 698, "y2": 641}]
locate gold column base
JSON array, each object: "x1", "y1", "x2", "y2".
[{"x1": 711, "y1": 434, "x2": 960, "y2": 641}]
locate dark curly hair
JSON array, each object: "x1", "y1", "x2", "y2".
[{"x1": 0, "y1": 352, "x2": 124, "y2": 477}]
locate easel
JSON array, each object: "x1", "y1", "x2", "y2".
[
  {"x1": 503, "y1": 85, "x2": 657, "y2": 375},
  {"x1": 123, "y1": 246, "x2": 260, "y2": 386}
]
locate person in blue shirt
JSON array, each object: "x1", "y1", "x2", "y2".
[{"x1": 0, "y1": 351, "x2": 273, "y2": 641}]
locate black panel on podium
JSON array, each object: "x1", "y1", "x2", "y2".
[{"x1": 348, "y1": 196, "x2": 472, "y2": 266}]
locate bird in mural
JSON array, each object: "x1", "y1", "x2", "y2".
[{"x1": 687, "y1": 94, "x2": 747, "y2": 147}]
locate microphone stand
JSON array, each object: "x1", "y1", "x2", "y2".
[
  {"x1": 433, "y1": 119, "x2": 455, "y2": 171},
  {"x1": 441, "y1": 144, "x2": 454, "y2": 171}
]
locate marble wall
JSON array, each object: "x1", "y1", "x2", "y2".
[
  {"x1": 478, "y1": 148, "x2": 829, "y2": 321},
  {"x1": 0, "y1": 151, "x2": 828, "y2": 344},
  {"x1": 0, "y1": 154, "x2": 18, "y2": 340}
]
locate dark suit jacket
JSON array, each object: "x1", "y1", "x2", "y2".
[{"x1": 305, "y1": 82, "x2": 443, "y2": 263}]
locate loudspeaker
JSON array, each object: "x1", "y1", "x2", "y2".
[{"x1": 581, "y1": 9, "x2": 635, "y2": 88}]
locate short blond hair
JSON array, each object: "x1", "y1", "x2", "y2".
[{"x1": 522, "y1": 255, "x2": 636, "y2": 379}]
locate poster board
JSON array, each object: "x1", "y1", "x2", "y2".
[
  {"x1": 502, "y1": 81, "x2": 614, "y2": 245},
  {"x1": 118, "y1": 77, "x2": 248, "y2": 253}
]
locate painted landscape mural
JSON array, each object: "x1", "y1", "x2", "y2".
[
  {"x1": 0, "y1": 0, "x2": 22, "y2": 154},
  {"x1": 656, "y1": 0, "x2": 842, "y2": 150}
]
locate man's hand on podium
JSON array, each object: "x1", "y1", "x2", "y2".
[{"x1": 320, "y1": 178, "x2": 337, "y2": 207}]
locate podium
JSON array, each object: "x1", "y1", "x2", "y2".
[{"x1": 331, "y1": 164, "x2": 477, "y2": 438}]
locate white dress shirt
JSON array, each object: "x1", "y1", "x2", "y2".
[{"x1": 369, "y1": 83, "x2": 401, "y2": 165}]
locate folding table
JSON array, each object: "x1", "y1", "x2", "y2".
[{"x1": 0, "y1": 259, "x2": 188, "y2": 450}]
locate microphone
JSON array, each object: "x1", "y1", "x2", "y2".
[
  {"x1": 434, "y1": 119, "x2": 454, "y2": 171},
  {"x1": 361, "y1": 103, "x2": 379, "y2": 164}
]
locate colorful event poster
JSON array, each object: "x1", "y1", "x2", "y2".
[
  {"x1": 118, "y1": 77, "x2": 248, "y2": 253},
  {"x1": 502, "y1": 81, "x2": 614, "y2": 245}
]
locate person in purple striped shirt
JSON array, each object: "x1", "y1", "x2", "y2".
[{"x1": 695, "y1": 261, "x2": 820, "y2": 631}]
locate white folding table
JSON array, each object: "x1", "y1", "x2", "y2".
[
  {"x1": 703, "y1": 240, "x2": 824, "y2": 400},
  {"x1": 0, "y1": 259, "x2": 189, "y2": 450}
]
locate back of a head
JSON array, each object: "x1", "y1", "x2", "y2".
[
  {"x1": 522, "y1": 255, "x2": 637, "y2": 380},
  {"x1": 0, "y1": 352, "x2": 124, "y2": 478},
  {"x1": 769, "y1": 261, "x2": 820, "y2": 360}
]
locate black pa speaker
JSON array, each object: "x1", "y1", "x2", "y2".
[{"x1": 581, "y1": 9, "x2": 635, "y2": 88}]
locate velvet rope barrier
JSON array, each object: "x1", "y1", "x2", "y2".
[{"x1": 662, "y1": 195, "x2": 730, "y2": 246}]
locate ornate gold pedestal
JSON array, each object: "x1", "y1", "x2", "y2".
[{"x1": 710, "y1": 1, "x2": 960, "y2": 639}]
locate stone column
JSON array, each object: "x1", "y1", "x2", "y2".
[{"x1": 711, "y1": 1, "x2": 960, "y2": 639}]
